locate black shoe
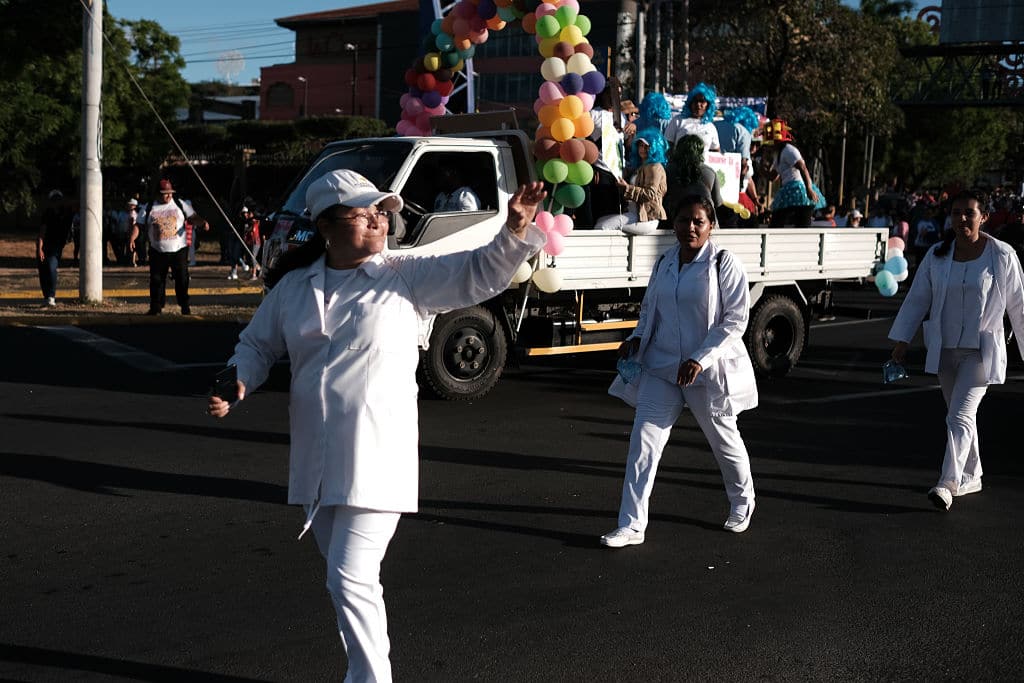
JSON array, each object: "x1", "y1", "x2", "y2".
[
  {"x1": 181, "y1": 307, "x2": 192, "y2": 316},
  {"x1": 145, "y1": 308, "x2": 161, "y2": 316}
]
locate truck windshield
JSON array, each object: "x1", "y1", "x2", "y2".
[{"x1": 278, "y1": 140, "x2": 414, "y2": 216}]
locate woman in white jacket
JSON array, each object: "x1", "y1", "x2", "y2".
[
  {"x1": 601, "y1": 194, "x2": 759, "y2": 548},
  {"x1": 890, "y1": 190, "x2": 1024, "y2": 511},
  {"x1": 208, "y1": 169, "x2": 546, "y2": 682}
]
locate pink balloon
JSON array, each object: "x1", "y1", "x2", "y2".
[
  {"x1": 441, "y1": 95, "x2": 450, "y2": 104},
  {"x1": 887, "y1": 236, "x2": 906, "y2": 251},
  {"x1": 399, "y1": 93, "x2": 411, "y2": 108},
  {"x1": 535, "y1": 2, "x2": 557, "y2": 18},
  {"x1": 543, "y1": 230, "x2": 565, "y2": 256},
  {"x1": 535, "y1": 210, "x2": 555, "y2": 232},
  {"x1": 560, "y1": 0, "x2": 580, "y2": 10},
  {"x1": 396, "y1": 120, "x2": 412, "y2": 135},
  {"x1": 415, "y1": 112, "x2": 432, "y2": 130},
  {"x1": 533, "y1": 98, "x2": 545, "y2": 115},
  {"x1": 539, "y1": 81, "x2": 564, "y2": 105},
  {"x1": 578, "y1": 92, "x2": 595, "y2": 111},
  {"x1": 425, "y1": 104, "x2": 446, "y2": 116},
  {"x1": 552, "y1": 214, "x2": 573, "y2": 236},
  {"x1": 405, "y1": 97, "x2": 424, "y2": 115}
]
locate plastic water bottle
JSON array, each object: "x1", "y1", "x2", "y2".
[
  {"x1": 617, "y1": 357, "x2": 642, "y2": 384},
  {"x1": 882, "y1": 360, "x2": 908, "y2": 384}
]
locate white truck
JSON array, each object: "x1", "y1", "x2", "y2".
[{"x1": 261, "y1": 114, "x2": 888, "y2": 400}]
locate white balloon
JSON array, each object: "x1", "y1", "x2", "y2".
[
  {"x1": 566, "y1": 53, "x2": 592, "y2": 75},
  {"x1": 894, "y1": 270, "x2": 908, "y2": 282},
  {"x1": 532, "y1": 267, "x2": 563, "y2": 293},
  {"x1": 541, "y1": 57, "x2": 567, "y2": 82},
  {"x1": 887, "y1": 247, "x2": 904, "y2": 260},
  {"x1": 511, "y1": 261, "x2": 533, "y2": 284}
]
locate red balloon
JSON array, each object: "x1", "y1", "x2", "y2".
[
  {"x1": 559, "y1": 138, "x2": 585, "y2": 163},
  {"x1": 436, "y1": 80, "x2": 455, "y2": 96},
  {"x1": 582, "y1": 139, "x2": 599, "y2": 164},
  {"x1": 435, "y1": 68, "x2": 453, "y2": 82},
  {"x1": 416, "y1": 73, "x2": 437, "y2": 91},
  {"x1": 534, "y1": 138, "x2": 561, "y2": 160},
  {"x1": 404, "y1": 69, "x2": 418, "y2": 86},
  {"x1": 470, "y1": 15, "x2": 486, "y2": 31},
  {"x1": 574, "y1": 42, "x2": 595, "y2": 59}
]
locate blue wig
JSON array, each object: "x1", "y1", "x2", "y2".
[
  {"x1": 629, "y1": 127, "x2": 668, "y2": 168},
  {"x1": 724, "y1": 106, "x2": 760, "y2": 134},
  {"x1": 685, "y1": 82, "x2": 717, "y2": 124},
  {"x1": 637, "y1": 91, "x2": 671, "y2": 132}
]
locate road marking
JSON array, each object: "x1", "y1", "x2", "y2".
[
  {"x1": 0, "y1": 286, "x2": 260, "y2": 301},
  {"x1": 811, "y1": 316, "x2": 893, "y2": 329},
  {"x1": 776, "y1": 385, "x2": 937, "y2": 405},
  {"x1": 36, "y1": 325, "x2": 177, "y2": 372}
]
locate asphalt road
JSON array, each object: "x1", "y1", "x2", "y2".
[{"x1": 2, "y1": 307, "x2": 1023, "y2": 682}]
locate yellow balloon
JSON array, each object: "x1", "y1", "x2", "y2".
[
  {"x1": 532, "y1": 268, "x2": 563, "y2": 293},
  {"x1": 558, "y1": 95, "x2": 584, "y2": 119},
  {"x1": 539, "y1": 37, "x2": 559, "y2": 58},
  {"x1": 559, "y1": 25, "x2": 584, "y2": 45},
  {"x1": 551, "y1": 117, "x2": 575, "y2": 142},
  {"x1": 423, "y1": 52, "x2": 441, "y2": 72}
]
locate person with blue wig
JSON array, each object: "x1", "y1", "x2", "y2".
[
  {"x1": 594, "y1": 127, "x2": 668, "y2": 235},
  {"x1": 665, "y1": 82, "x2": 721, "y2": 155},
  {"x1": 637, "y1": 91, "x2": 673, "y2": 137}
]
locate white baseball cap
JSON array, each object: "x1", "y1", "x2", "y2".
[
  {"x1": 306, "y1": 169, "x2": 403, "y2": 220},
  {"x1": 128, "y1": 198, "x2": 138, "y2": 206}
]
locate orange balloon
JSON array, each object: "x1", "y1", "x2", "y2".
[
  {"x1": 574, "y1": 113, "x2": 595, "y2": 139},
  {"x1": 442, "y1": 15, "x2": 456, "y2": 34},
  {"x1": 522, "y1": 13, "x2": 538, "y2": 34},
  {"x1": 455, "y1": 36, "x2": 472, "y2": 51},
  {"x1": 535, "y1": 125, "x2": 552, "y2": 141},
  {"x1": 558, "y1": 95, "x2": 584, "y2": 119},
  {"x1": 486, "y1": 16, "x2": 507, "y2": 30},
  {"x1": 538, "y1": 103, "x2": 562, "y2": 127},
  {"x1": 551, "y1": 117, "x2": 575, "y2": 142}
]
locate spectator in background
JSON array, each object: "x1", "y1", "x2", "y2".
[
  {"x1": 36, "y1": 189, "x2": 73, "y2": 307},
  {"x1": 811, "y1": 205, "x2": 837, "y2": 227},
  {"x1": 845, "y1": 208, "x2": 863, "y2": 228},
  {"x1": 667, "y1": 134, "x2": 723, "y2": 215},
  {"x1": 108, "y1": 197, "x2": 137, "y2": 265},
  {"x1": 864, "y1": 205, "x2": 889, "y2": 228},
  {"x1": 636, "y1": 91, "x2": 672, "y2": 139},
  {"x1": 132, "y1": 178, "x2": 196, "y2": 315},
  {"x1": 433, "y1": 166, "x2": 480, "y2": 212},
  {"x1": 620, "y1": 99, "x2": 639, "y2": 149},
  {"x1": 187, "y1": 215, "x2": 210, "y2": 267},
  {"x1": 664, "y1": 82, "x2": 721, "y2": 156}
]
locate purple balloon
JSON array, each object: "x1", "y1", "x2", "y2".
[
  {"x1": 409, "y1": 86, "x2": 422, "y2": 98},
  {"x1": 422, "y1": 90, "x2": 442, "y2": 108},
  {"x1": 478, "y1": 0, "x2": 497, "y2": 19},
  {"x1": 441, "y1": 95, "x2": 450, "y2": 104},
  {"x1": 561, "y1": 72, "x2": 584, "y2": 95},
  {"x1": 581, "y1": 70, "x2": 606, "y2": 95}
]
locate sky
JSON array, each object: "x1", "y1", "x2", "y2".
[{"x1": 105, "y1": 0, "x2": 933, "y2": 85}]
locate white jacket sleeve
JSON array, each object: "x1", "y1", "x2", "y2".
[
  {"x1": 403, "y1": 225, "x2": 545, "y2": 315},
  {"x1": 227, "y1": 279, "x2": 289, "y2": 392},
  {"x1": 692, "y1": 250, "x2": 749, "y2": 370},
  {"x1": 1004, "y1": 247, "x2": 1024, "y2": 361},
  {"x1": 889, "y1": 248, "x2": 936, "y2": 343}
]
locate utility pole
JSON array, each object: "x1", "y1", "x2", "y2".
[
  {"x1": 636, "y1": 1, "x2": 647, "y2": 98},
  {"x1": 679, "y1": 0, "x2": 689, "y2": 90},
  {"x1": 80, "y1": 0, "x2": 103, "y2": 302}
]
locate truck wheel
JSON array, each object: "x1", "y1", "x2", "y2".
[
  {"x1": 419, "y1": 305, "x2": 508, "y2": 400},
  {"x1": 746, "y1": 295, "x2": 805, "y2": 377}
]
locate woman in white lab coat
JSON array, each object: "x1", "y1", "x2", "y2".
[
  {"x1": 208, "y1": 169, "x2": 546, "y2": 682},
  {"x1": 889, "y1": 190, "x2": 1024, "y2": 511},
  {"x1": 601, "y1": 194, "x2": 758, "y2": 548}
]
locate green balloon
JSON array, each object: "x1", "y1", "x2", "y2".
[
  {"x1": 441, "y1": 50, "x2": 460, "y2": 68},
  {"x1": 555, "y1": 6, "x2": 578, "y2": 27},
  {"x1": 549, "y1": 200, "x2": 564, "y2": 215},
  {"x1": 497, "y1": 6, "x2": 517, "y2": 21},
  {"x1": 566, "y1": 160, "x2": 594, "y2": 186},
  {"x1": 435, "y1": 33, "x2": 454, "y2": 51},
  {"x1": 534, "y1": 158, "x2": 547, "y2": 179},
  {"x1": 555, "y1": 183, "x2": 585, "y2": 208},
  {"x1": 543, "y1": 159, "x2": 569, "y2": 184},
  {"x1": 575, "y1": 14, "x2": 592, "y2": 35},
  {"x1": 536, "y1": 15, "x2": 561, "y2": 39}
]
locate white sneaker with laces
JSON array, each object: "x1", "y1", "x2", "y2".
[
  {"x1": 600, "y1": 526, "x2": 644, "y2": 548},
  {"x1": 954, "y1": 478, "x2": 982, "y2": 497},
  {"x1": 723, "y1": 502, "x2": 755, "y2": 533},
  {"x1": 928, "y1": 486, "x2": 953, "y2": 510}
]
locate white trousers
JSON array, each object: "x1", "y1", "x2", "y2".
[
  {"x1": 617, "y1": 373, "x2": 755, "y2": 531},
  {"x1": 594, "y1": 210, "x2": 660, "y2": 235},
  {"x1": 936, "y1": 349, "x2": 988, "y2": 493},
  {"x1": 308, "y1": 505, "x2": 401, "y2": 683}
]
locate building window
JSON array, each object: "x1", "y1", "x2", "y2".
[{"x1": 267, "y1": 82, "x2": 294, "y2": 109}]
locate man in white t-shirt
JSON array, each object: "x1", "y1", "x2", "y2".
[{"x1": 131, "y1": 178, "x2": 196, "y2": 315}]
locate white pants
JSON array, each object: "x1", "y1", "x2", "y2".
[
  {"x1": 617, "y1": 373, "x2": 755, "y2": 531},
  {"x1": 936, "y1": 349, "x2": 988, "y2": 493},
  {"x1": 308, "y1": 505, "x2": 401, "y2": 683},
  {"x1": 594, "y1": 210, "x2": 660, "y2": 235}
]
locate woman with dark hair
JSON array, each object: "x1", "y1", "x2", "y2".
[
  {"x1": 594, "y1": 127, "x2": 668, "y2": 235},
  {"x1": 664, "y1": 82, "x2": 721, "y2": 155},
  {"x1": 889, "y1": 190, "x2": 1024, "y2": 511},
  {"x1": 210, "y1": 169, "x2": 547, "y2": 680},
  {"x1": 665, "y1": 134, "x2": 722, "y2": 220},
  {"x1": 601, "y1": 194, "x2": 759, "y2": 548}
]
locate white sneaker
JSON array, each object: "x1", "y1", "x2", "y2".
[
  {"x1": 45, "y1": 297, "x2": 56, "y2": 307},
  {"x1": 954, "y1": 478, "x2": 982, "y2": 497},
  {"x1": 241, "y1": 263, "x2": 250, "y2": 272},
  {"x1": 723, "y1": 502, "x2": 755, "y2": 533},
  {"x1": 227, "y1": 271, "x2": 238, "y2": 280},
  {"x1": 600, "y1": 526, "x2": 644, "y2": 548},
  {"x1": 928, "y1": 486, "x2": 953, "y2": 511}
]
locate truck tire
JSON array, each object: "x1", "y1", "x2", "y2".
[
  {"x1": 419, "y1": 305, "x2": 508, "y2": 400},
  {"x1": 746, "y1": 295, "x2": 805, "y2": 377}
]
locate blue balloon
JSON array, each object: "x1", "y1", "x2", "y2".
[
  {"x1": 422, "y1": 90, "x2": 442, "y2": 109},
  {"x1": 561, "y1": 72, "x2": 584, "y2": 95},
  {"x1": 581, "y1": 70, "x2": 606, "y2": 95},
  {"x1": 431, "y1": 18, "x2": 443, "y2": 35},
  {"x1": 884, "y1": 255, "x2": 908, "y2": 275},
  {"x1": 875, "y1": 269, "x2": 897, "y2": 296},
  {"x1": 478, "y1": 0, "x2": 497, "y2": 20}
]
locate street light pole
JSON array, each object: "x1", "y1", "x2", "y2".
[
  {"x1": 345, "y1": 43, "x2": 358, "y2": 115},
  {"x1": 296, "y1": 76, "x2": 308, "y2": 117}
]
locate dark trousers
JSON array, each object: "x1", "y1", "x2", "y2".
[
  {"x1": 148, "y1": 247, "x2": 190, "y2": 312},
  {"x1": 770, "y1": 204, "x2": 814, "y2": 228},
  {"x1": 37, "y1": 252, "x2": 60, "y2": 298}
]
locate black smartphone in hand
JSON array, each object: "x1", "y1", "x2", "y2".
[{"x1": 212, "y1": 364, "x2": 240, "y2": 407}]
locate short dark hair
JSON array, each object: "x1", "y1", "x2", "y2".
[{"x1": 673, "y1": 193, "x2": 717, "y2": 226}]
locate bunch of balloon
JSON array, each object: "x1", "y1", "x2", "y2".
[
  {"x1": 526, "y1": 210, "x2": 574, "y2": 293},
  {"x1": 874, "y1": 236, "x2": 909, "y2": 297},
  {"x1": 397, "y1": 0, "x2": 521, "y2": 136},
  {"x1": 525, "y1": 1, "x2": 605, "y2": 221}
]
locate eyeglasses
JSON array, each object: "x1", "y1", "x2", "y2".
[{"x1": 330, "y1": 208, "x2": 392, "y2": 227}]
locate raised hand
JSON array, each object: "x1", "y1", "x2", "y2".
[{"x1": 506, "y1": 182, "x2": 547, "y2": 238}]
